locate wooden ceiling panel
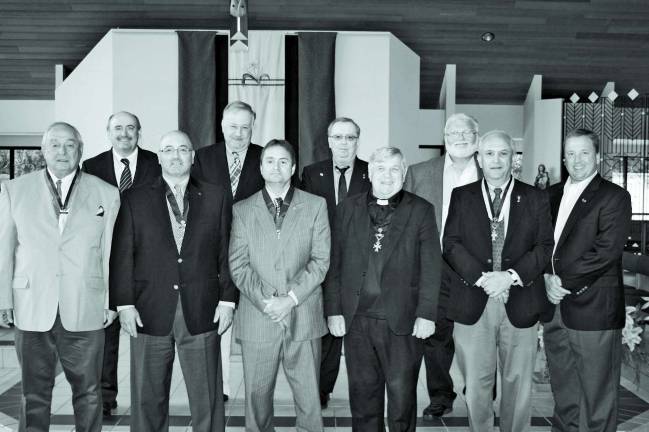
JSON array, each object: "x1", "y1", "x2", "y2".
[{"x1": 0, "y1": 0, "x2": 648, "y2": 105}]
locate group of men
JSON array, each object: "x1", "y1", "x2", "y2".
[{"x1": 0, "y1": 99, "x2": 630, "y2": 432}]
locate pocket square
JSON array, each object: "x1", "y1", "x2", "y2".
[{"x1": 96, "y1": 206, "x2": 104, "y2": 217}]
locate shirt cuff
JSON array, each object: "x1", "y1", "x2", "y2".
[
  {"x1": 475, "y1": 275, "x2": 485, "y2": 287},
  {"x1": 218, "y1": 301, "x2": 236, "y2": 309},
  {"x1": 507, "y1": 269, "x2": 523, "y2": 286},
  {"x1": 116, "y1": 305, "x2": 135, "y2": 312},
  {"x1": 288, "y1": 291, "x2": 299, "y2": 306}
]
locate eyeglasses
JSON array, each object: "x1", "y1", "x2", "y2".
[
  {"x1": 445, "y1": 130, "x2": 477, "y2": 139},
  {"x1": 160, "y1": 146, "x2": 192, "y2": 155},
  {"x1": 329, "y1": 135, "x2": 359, "y2": 143}
]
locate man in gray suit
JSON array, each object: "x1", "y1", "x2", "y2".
[
  {"x1": 229, "y1": 139, "x2": 330, "y2": 432},
  {"x1": 403, "y1": 113, "x2": 481, "y2": 419},
  {"x1": 0, "y1": 122, "x2": 120, "y2": 432}
]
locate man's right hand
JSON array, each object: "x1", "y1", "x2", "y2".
[
  {"x1": 0, "y1": 309, "x2": 13, "y2": 328},
  {"x1": 544, "y1": 273, "x2": 570, "y2": 305},
  {"x1": 327, "y1": 315, "x2": 346, "y2": 337},
  {"x1": 119, "y1": 308, "x2": 143, "y2": 337}
]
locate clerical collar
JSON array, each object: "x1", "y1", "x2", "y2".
[{"x1": 367, "y1": 190, "x2": 404, "y2": 207}]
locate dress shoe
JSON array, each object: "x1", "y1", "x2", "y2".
[
  {"x1": 223, "y1": 394, "x2": 229, "y2": 402},
  {"x1": 102, "y1": 402, "x2": 117, "y2": 418},
  {"x1": 320, "y1": 392, "x2": 330, "y2": 409},
  {"x1": 422, "y1": 402, "x2": 452, "y2": 420}
]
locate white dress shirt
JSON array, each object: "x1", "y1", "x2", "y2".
[
  {"x1": 552, "y1": 171, "x2": 598, "y2": 266},
  {"x1": 225, "y1": 145, "x2": 249, "y2": 169},
  {"x1": 332, "y1": 160, "x2": 355, "y2": 203},
  {"x1": 441, "y1": 154, "x2": 479, "y2": 239},
  {"x1": 112, "y1": 147, "x2": 138, "y2": 184},
  {"x1": 47, "y1": 168, "x2": 77, "y2": 234}
]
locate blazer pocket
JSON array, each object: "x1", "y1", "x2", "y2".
[
  {"x1": 12, "y1": 277, "x2": 29, "y2": 290},
  {"x1": 86, "y1": 277, "x2": 105, "y2": 290}
]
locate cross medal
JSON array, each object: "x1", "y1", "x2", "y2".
[
  {"x1": 491, "y1": 219, "x2": 499, "y2": 241},
  {"x1": 373, "y1": 228, "x2": 385, "y2": 252}
]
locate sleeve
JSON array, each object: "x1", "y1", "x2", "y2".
[
  {"x1": 324, "y1": 201, "x2": 344, "y2": 317},
  {"x1": 217, "y1": 190, "x2": 238, "y2": 303},
  {"x1": 0, "y1": 185, "x2": 16, "y2": 309},
  {"x1": 415, "y1": 203, "x2": 442, "y2": 321},
  {"x1": 109, "y1": 193, "x2": 136, "y2": 309}
]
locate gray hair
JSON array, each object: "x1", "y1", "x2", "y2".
[
  {"x1": 106, "y1": 111, "x2": 141, "y2": 131},
  {"x1": 444, "y1": 113, "x2": 479, "y2": 134},
  {"x1": 368, "y1": 146, "x2": 408, "y2": 172},
  {"x1": 327, "y1": 117, "x2": 361, "y2": 137},
  {"x1": 42, "y1": 122, "x2": 84, "y2": 149},
  {"x1": 159, "y1": 130, "x2": 193, "y2": 150},
  {"x1": 478, "y1": 130, "x2": 514, "y2": 152},
  {"x1": 222, "y1": 100, "x2": 256, "y2": 121}
]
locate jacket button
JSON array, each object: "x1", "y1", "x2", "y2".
[
  {"x1": 177, "y1": 258, "x2": 183, "y2": 264},
  {"x1": 173, "y1": 284, "x2": 179, "y2": 290},
  {"x1": 487, "y1": 259, "x2": 492, "y2": 263},
  {"x1": 362, "y1": 272, "x2": 367, "y2": 277}
]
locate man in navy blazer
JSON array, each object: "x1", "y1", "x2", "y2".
[
  {"x1": 443, "y1": 130, "x2": 553, "y2": 432},
  {"x1": 81, "y1": 111, "x2": 160, "y2": 416},
  {"x1": 543, "y1": 129, "x2": 631, "y2": 432},
  {"x1": 300, "y1": 117, "x2": 371, "y2": 408}
]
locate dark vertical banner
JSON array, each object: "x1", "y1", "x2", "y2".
[
  {"x1": 297, "y1": 32, "x2": 336, "y2": 173},
  {"x1": 178, "y1": 32, "x2": 228, "y2": 150},
  {"x1": 285, "y1": 35, "x2": 299, "y2": 178}
]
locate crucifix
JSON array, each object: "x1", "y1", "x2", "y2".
[{"x1": 229, "y1": 0, "x2": 249, "y2": 51}]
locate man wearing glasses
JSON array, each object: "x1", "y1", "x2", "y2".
[
  {"x1": 110, "y1": 131, "x2": 236, "y2": 431},
  {"x1": 300, "y1": 117, "x2": 371, "y2": 408},
  {"x1": 404, "y1": 113, "x2": 482, "y2": 419}
]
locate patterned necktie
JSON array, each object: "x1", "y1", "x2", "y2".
[
  {"x1": 56, "y1": 179, "x2": 63, "y2": 201},
  {"x1": 174, "y1": 184, "x2": 184, "y2": 214},
  {"x1": 274, "y1": 197, "x2": 283, "y2": 225},
  {"x1": 119, "y1": 158, "x2": 133, "y2": 193},
  {"x1": 491, "y1": 187, "x2": 504, "y2": 271},
  {"x1": 336, "y1": 166, "x2": 349, "y2": 204},
  {"x1": 230, "y1": 152, "x2": 242, "y2": 196}
]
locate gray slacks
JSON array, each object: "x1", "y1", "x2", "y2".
[
  {"x1": 15, "y1": 314, "x2": 104, "y2": 432},
  {"x1": 240, "y1": 333, "x2": 322, "y2": 432},
  {"x1": 130, "y1": 300, "x2": 224, "y2": 432},
  {"x1": 454, "y1": 297, "x2": 538, "y2": 432},
  {"x1": 544, "y1": 307, "x2": 621, "y2": 432}
]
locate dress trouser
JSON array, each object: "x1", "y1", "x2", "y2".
[
  {"x1": 453, "y1": 298, "x2": 537, "y2": 432},
  {"x1": 101, "y1": 319, "x2": 120, "y2": 408},
  {"x1": 240, "y1": 333, "x2": 322, "y2": 432},
  {"x1": 344, "y1": 316, "x2": 423, "y2": 432},
  {"x1": 544, "y1": 307, "x2": 621, "y2": 432},
  {"x1": 130, "y1": 299, "x2": 224, "y2": 432},
  {"x1": 319, "y1": 332, "x2": 343, "y2": 397},
  {"x1": 15, "y1": 314, "x2": 104, "y2": 432},
  {"x1": 422, "y1": 317, "x2": 456, "y2": 407}
]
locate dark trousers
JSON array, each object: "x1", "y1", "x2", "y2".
[
  {"x1": 422, "y1": 317, "x2": 456, "y2": 406},
  {"x1": 130, "y1": 300, "x2": 225, "y2": 432},
  {"x1": 544, "y1": 307, "x2": 621, "y2": 432},
  {"x1": 345, "y1": 316, "x2": 423, "y2": 432},
  {"x1": 101, "y1": 319, "x2": 120, "y2": 408},
  {"x1": 319, "y1": 332, "x2": 343, "y2": 396},
  {"x1": 15, "y1": 314, "x2": 104, "y2": 432}
]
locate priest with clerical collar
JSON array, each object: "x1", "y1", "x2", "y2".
[{"x1": 325, "y1": 146, "x2": 441, "y2": 432}]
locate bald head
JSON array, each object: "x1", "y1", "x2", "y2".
[{"x1": 157, "y1": 130, "x2": 194, "y2": 178}]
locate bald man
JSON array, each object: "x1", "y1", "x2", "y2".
[{"x1": 110, "y1": 131, "x2": 236, "y2": 432}]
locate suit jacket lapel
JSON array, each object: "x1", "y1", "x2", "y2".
[
  {"x1": 150, "y1": 179, "x2": 178, "y2": 253},
  {"x1": 179, "y1": 180, "x2": 203, "y2": 253},
  {"x1": 39, "y1": 172, "x2": 59, "y2": 228},
  {"x1": 555, "y1": 175, "x2": 601, "y2": 251},
  {"x1": 62, "y1": 173, "x2": 90, "y2": 236},
  {"x1": 253, "y1": 192, "x2": 278, "y2": 242},
  {"x1": 104, "y1": 152, "x2": 118, "y2": 186},
  {"x1": 348, "y1": 158, "x2": 368, "y2": 195},
  {"x1": 379, "y1": 193, "x2": 413, "y2": 267},
  {"x1": 322, "y1": 163, "x2": 336, "y2": 203},
  {"x1": 237, "y1": 146, "x2": 257, "y2": 200},
  {"x1": 278, "y1": 190, "x2": 304, "y2": 252},
  {"x1": 351, "y1": 194, "x2": 371, "y2": 269},
  {"x1": 133, "y1": 147, "x2": 149, "y2": 186},
  {"x1": 504, "y1": 180, "x2": 523, "y2": 250},
  {"x1": 470, "y1": 181, "x2": 492, "y2": 244}
]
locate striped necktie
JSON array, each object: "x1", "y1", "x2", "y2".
[
  {"x1": 119, "y1": 158, "x2": 133, "y2": 193},
  {"x1": 230, "y1": 152, "x2": 242, "y2": 196}
]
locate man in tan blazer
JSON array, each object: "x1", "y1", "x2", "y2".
[
  {"x1": 0, "y1": 122, "x2": 120, "y2": 432},
  {"x1": 229, "y1": 139, "x2": 330, "y2": 432}
]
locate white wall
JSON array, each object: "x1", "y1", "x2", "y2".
[
  {"x1": 0, "y1": 100, "x2": 55, "y2": 136},
  {"x1": 55, "y1": 32, "x2": 114, "y2": 159},
  {"x1": 457, "y1": 104, "x2": 524, "y2": 138},
  {"x1": 521, "y1": 75, "x2": 543, "y2": 184},
  {"x1": 335, "y1": 33, "x2": 391, "y2": 161},
  {"x1": 112, "y1": 30, "x2": 179, "y2": 153},
  {"x1": 528, "y1": 98, "x2": 563, "y2": 185}
]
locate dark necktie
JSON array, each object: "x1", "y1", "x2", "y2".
[
  {"x1": 230, "y1": 152, "x2": 242, "y2": 196},
  {"x1": 491, "y1": 187, "x2": 504, "y2": 271},
  {"x1": 274, "y1": 197, "x2": 283, "y2": 225},
  {"x1": 336, "y1": 166, "x2": 349, "y2": 204},
  {"x1": 119, "y1": 158, "x2": 133, "y2": 193},
  {"x1": 56, "y1": 179, "x2": 63, "y2": 201}
]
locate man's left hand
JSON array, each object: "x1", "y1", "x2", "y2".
[
  {"x1": 412, "y1": 317, "x2": 436, "y2": 339},
  {"x1": 103, "y1": 309, "x2": 117, "y2": 328},
  {"x1": 263, "y1": 296, "x2": 295, "y2": 322},
  {"x1": 213, "y1": 304, "x2": 234, "y2": 335},
  {"x1": 481, "y1": 271, "x2": 512, "y2": 297}
]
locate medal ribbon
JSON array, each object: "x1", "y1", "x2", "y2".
[
  {"x1": 45, "y1": 169, "x2": 80, "y2": 217},
  {"x1": 164, "y1": 182, "x2": 189, "y2": 224},
  {"x1": 484, "y1": 176, "x2": 512, "y2": 222}
]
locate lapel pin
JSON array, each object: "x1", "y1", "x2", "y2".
[
  {"x1": 96, "y1": 206, "x2": 104, "y2": 217},
  {"x1": 516, "y1": 195, "x2": 521, "y2": 203},
  {"x1": 581, "y1": 198, "x2": 587, "y2": 203},
  {"x1": 362, "y1": 173, "x2": 366, "y2": 179},
  {"x1": 319, "y1": 172, "x2": 323, "y2": 177}
]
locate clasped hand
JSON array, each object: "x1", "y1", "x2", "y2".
[
  {"x1": 480, "y1": 271, "x2": 511, "y2": 303},
  {"x1": 544, "y1": 274, "x2": 570, "y2": 304},
  {"x1": 263, "y1": 295, "x2": 295, "y2": 324}
]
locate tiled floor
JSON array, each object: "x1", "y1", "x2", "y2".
[{"x1": 0, "y1": 330, "x2": 648, "y2": 431}]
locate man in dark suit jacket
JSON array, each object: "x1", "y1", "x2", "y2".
[
  {"x1": 110, "y1": 131, "x2": 236, "y2": 432},
  {"x1": 403, "y1": 113, "x2": 482, "y2": 418},
  {"x1": 326, "y1": 146, "x2": 440, "y2": 432},
  {"x1": 543, "y1": 129, "x2": 631, "y2": 432},
  {"x1": 81, "y1": 111, "x2": 160, "y2": 417},
  {"x1": 191, "y1": 100, "x2": 264, "y2": 400},
  {"x1": 300, "y1": 117, "x2": 371, "y2": 408},
  {"x1": 443, "y1": 130, "x2": 553, "y2": 432}
]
